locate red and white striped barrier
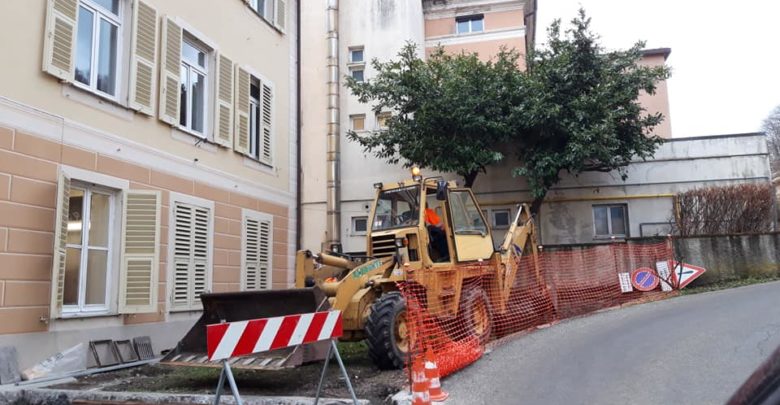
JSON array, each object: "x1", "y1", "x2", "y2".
[{"x1": 207, "y1": 310, "x2": 343, "y2": 361}]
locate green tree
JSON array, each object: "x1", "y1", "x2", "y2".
[
  {"x1": 345, "y1": 44, "x2": 524, "y2": 187},
  {"x1": 514, "y1": 9, "x2": 671, "y2": 211}
]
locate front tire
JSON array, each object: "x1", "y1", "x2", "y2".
[{"x1": 365, "y1": 292, "x2": 409, "y2": 370}]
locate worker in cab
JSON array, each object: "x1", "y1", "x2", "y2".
[{"x1": 425, "y1": 207, "x2": 449, "y2": 262}]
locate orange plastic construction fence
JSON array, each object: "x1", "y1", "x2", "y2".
[{"x1": 400, "y1": 239, "x2": 675, "y2": 378}]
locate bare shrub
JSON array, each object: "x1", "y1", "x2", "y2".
[{"x1": 675, "y1": 183, "x2": 775, "y2": 236}]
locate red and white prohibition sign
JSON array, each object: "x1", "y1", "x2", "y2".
[{"x1": 207, "y1": 310, "x2": 343, "y2": 361}]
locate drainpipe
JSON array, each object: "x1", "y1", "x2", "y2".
[
  {"x1": 295, "y1": 0, "x2": 302, "y2": 250},
  {"x1": 325, "y1": 0, "x2": 342, "y2": 252}
]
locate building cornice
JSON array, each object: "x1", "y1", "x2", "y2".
[{"x1": 424, "y1": 0, "x2": 525, "y2": 20}]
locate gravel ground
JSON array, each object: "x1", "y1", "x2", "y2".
[{"x1": 51, "y1": 342, "x2": 405, "y2": 404}]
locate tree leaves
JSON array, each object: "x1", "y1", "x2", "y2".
[
  {"x1": 345, "y1": 43, "x2": 523, "y2": 186},
  {"x1": 514, "y1": 9, "x2": 670, "y2": 200}
]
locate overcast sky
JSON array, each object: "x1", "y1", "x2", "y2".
[{"x1": 536, "y1": 0, "x2": 780, "y2": 138}]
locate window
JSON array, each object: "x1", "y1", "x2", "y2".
[
  {"x1": 170, "y1": 199, "x2": 213, "y2": 310},
  {"x1": 179, "y1": 36, "x2": 209, "y2": 135},
  {"x1": 352, "y1": 216, "x2": 368, "y2": 235},
  {"x1": 492, "y1": 209, "x2": 512, "y2": 229},
  {"x1": 249, "y1": 77, "x2": 262, "y2": 159},
  {"x1": 449, "y1": 191, "x2": 488, "y2": 235},
  {"x1": 235, "y1": 69, "x2": 274, "y2": 165},
  {"x1": 376, "y1": 112, "x2": 391, "y2": 130},
  {"x1": 351, "y1": 115, "x2": 365, "y2": 131},
  {"x1": 349, "y1": 47, "x2": 364, "y2": 63},
  {"x1": 456, "y1": 15, "x2": 484, "y2": 34},
  {"x1": 242, "y1": 210, "x2": 272, "y2": 291},
  {"x1": 63, "y1": 182, "x2": 116, "y2": 313},
  {"x1": 350, "y1": 68, "x2": 364, "y2": 82},
  {"x1": 74, "y1": 0, "x2": 122, "y2": 98},
  {"x1": 593, "y1": 204, "x2": 628, "y2": 237},
  {"x1": 51, "y1": 168, "x2": 161, "y2": 318}
]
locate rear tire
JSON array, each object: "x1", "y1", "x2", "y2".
[
  {"x1": 365, "y1": 292, "x2": 409, "y2": 370},
  {"x1": 457, "y1": 287, "x2": 493, "y2": 345}
]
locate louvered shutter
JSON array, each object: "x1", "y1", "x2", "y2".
[
  {"x1": 213, "y1": 53, "x2": 234, "y2": 147},
  {"x1": 172, "y1": 202, "x2": 211, "y2": 310},
  {"x1": 49, "y1": 172, "x2": 71, "y2": 318},
  {"x1": 119, "y1": 191, "x2": 161, "y2": 314},
  {"x1": 128, "y1": 0, "x2": 158, "y2": 115},
  {"x1": 275, "y1": 0, "x2": 286, "y2": 32},
  {"x1": 233, "y1": 66, "x2": 250, "y2": 155},
  {"x1": 241, "y1": 213, "x2": 272, "y2": 291},
  {"x1": 42, "y1": 0, "x2": 78, "y2": 81},
  {"x1": 158, "y1": 17, "x2": 182, "y2": 126},
  {"x1": 260, "y1": 82, "x2": 274, "y2": 165}
]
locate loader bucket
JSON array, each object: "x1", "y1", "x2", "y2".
[{"x1": 162, "y1": 288, "x2": 331, "y2": 370}]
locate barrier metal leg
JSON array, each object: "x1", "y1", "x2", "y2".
[
  {"x1": 214, "y1": 360, "x2": 243, "y2": 405},
  {"x1": 314, "y1": 339, "x2": 359, "y2": 405}
]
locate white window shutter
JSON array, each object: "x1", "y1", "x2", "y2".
[
  {"x1": 171, "y1": 202, "x2": 211, "y2": 310},
  {"x1": 241, "y1": 212, "x2": 272, "y2": 291},
  {"x1": 128, "y1": 0, "x2": 159, "y2": 115},
  {"x1": 275, "y1": 0, "x2": 286, "y2": 32},
  {"x1": 119, "y1": 190, "x2": 161, "y2": 314},
  {"x1": 260, "y1": 82, "x2": 274, "y2": 165},
  {"x1": 233, "y1": 66, "x2": 250, "y2": 155},
  {"x1": 49, "y1": 172, "x2": 71, "y2": 318},
  {"x1": 158, "y1": 16, "x2": 182, "y2": 126},
  {"x1": 42, "y1": 0, "x2": 78, "y2": 81},
  {"x1": 213, "y1": 53, "x2": 234, "y2": 148},
  {"x1": 191, "y1": 206, "x2": 210, "y2": 306}
]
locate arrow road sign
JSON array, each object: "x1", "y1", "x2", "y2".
[{"x1": 670, "y1": 261, "x2": 707, "y2": 289}]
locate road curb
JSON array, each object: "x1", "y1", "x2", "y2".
[{"x1": 0, "y1": 387, "x2": 369, "y2": 404}]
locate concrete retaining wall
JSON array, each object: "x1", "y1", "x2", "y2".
[{"x1": 674, "y1": 233, "x2": 780, "y2": 285}]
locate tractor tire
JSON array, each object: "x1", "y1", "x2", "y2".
[
  {"x1": 365, "y1": 292, "x2": 410, "y2": 370},
  {"x1": 457, "y1": 287, "x2": 493, "y2": 345}
]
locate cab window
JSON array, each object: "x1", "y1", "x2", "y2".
[{"x1": 448, "y1": 191, "x2": 487, "y2": 235}]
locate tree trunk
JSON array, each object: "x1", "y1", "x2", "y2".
[
  {"x1": 463, "y1": 171, "x2": 479, "y2": 188},
  {"x1": 530, "y1": 193, "x2": 546, "y2": 216}
]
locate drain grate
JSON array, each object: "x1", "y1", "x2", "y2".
[{"x1": 133, "y1": 336, "x2": 155, "y2": 360}]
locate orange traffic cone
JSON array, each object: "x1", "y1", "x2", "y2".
[
  {"x1": 411, "y1": 357, "x2": 431, "y2": 405},
  {"x1": 424, "y1": 349, "x2": 449, "y2": 402}
]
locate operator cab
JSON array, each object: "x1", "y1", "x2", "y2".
[{"x1": 367, "y1": 171, "x2": 494, "y2": 266}]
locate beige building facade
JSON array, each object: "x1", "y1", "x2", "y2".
[
  {"x1": 301, "y1": 0, "x2": 674, "y2": 254},
  {"x1": 0, "y1": 0, "x2": 298, "y2": 368}
]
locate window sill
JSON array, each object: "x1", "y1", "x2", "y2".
[
  {"x1": 243, "y1": 155, "x2": 275, "y2": 173},
  {"x1": 170, "y1": 127, "x2": 218, "y2": 153},
  {"x1": 347, "y1": 61, "x2": 366, "y2": 68},
  {"x1": 593, "y1": 235, "x2": 627, "y2": 240},
  {"x1": 58, "y1": 310, "x2": 117, "y2": 320},
  {"x1": 62, "y1": 84, "x2": 134, "y2": 121}
]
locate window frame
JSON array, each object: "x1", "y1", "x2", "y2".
[
  {"x1": 56, "y1": 166, "x2": 130, "y2": 319},
  {"x1": 491, "y1": 208, "x2": 512, "y2": 230},
  {"x1": 72, "y1": 0, "x2": 124, "y2": 102},
  {"x1": 249, "y1": 0, "x2": 276, "y2": 26},
  {"x1": 348, "y1": 46, "x2": 365, "y2": 64},
  {"x1": 350, "y1": 67, "x2": 364, "y2": 82},
  {"x1": 376, "y1": 112, "x2": 391, "y2": 130},
  {"x1": 592, "y1": 204, "x2": 629, "y2": 238},
  {"x1": 62, "y1": 182, "x2": 116, "y2": 315},
  {"x1": 350, "y1": 114, "x2": 366, "y2": 132},
  {"x1": 249, "y1": 76, "x2": 262, "y2": 160},
  {"x1": 178, "y1": 34, "x2": 211, "y2": 138},
  {"x1": 351, "y1": 216, "x2": 368, "y2": 236},
  {"x1": 455, "y1": 14, "x2": 485, "y2": 34}
]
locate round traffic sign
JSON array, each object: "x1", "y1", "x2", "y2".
[{"x1": 631, "y1": 267, "x2": 659, "y2": 291}]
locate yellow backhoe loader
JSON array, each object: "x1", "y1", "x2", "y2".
[
  {"x1": 294, "y1": 173, "x2": 542, "y2": 369},
  {"x1": 165, "y1": 171, "x2": 542, "y2": 370}
]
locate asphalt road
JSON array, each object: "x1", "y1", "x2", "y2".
[{"x1": 444, "y1": 281, "x2": 780, "y2": 405}]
